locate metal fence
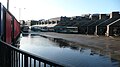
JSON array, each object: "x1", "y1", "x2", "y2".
[{"x1": 0, "y1": 40, "x2": 65, "y2": 67}]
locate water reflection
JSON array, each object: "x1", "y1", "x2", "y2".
[
  {"x1": 19, "y1": 33, "x2": 120, "y2": 67},
  {"x1": 49, "y1": 37, "x2": 120, "y2": 59}
]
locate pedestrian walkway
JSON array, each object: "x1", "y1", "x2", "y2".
[{"x1": 39, "y1": 32, "x2": 120, "y2": 54}]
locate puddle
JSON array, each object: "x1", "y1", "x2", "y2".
[{"x1": 19, "y1": 33, "x2": 120, "y2": 67}]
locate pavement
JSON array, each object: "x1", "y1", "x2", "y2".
[
  {"x1": 39, "y1": 32, "x2": 120, "y2": 54},
  {"x1": 29, "y1": 32, "x2": 120, "y2": 60}
]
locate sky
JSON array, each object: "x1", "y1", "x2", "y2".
[{"x1": 0, "y1": 0, "x2": 120, "y2": 21}]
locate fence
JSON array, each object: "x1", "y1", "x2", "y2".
[{"x1": 0, "y1": 40, "x2": 65, "y2": 67}]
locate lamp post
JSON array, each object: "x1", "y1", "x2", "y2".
[
  {"x1": 7, "y1": 0, "x2": 9, "y2": 10},
  {"x1": 19, "y1": 8, "x2": 26, "y2": 22},
  {"x1": 14, "y1": 7, "x2": 26, "y2": 22},
  {"x1": 19, "y1": 8, "x2": 21, "y2": 21}
]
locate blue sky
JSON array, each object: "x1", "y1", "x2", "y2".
[{"x1": 0, "y1": 0, "x2": 120, "y2": 20}]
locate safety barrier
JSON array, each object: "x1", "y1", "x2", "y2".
[{"x1": 0, "y1": 40, "x2": 65, "y2": 67}]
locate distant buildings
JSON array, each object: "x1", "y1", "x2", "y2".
[{"x1": 24, "y1": 11, "x2": 120, "y2": 36}]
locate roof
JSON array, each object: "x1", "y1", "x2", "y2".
[
  {"x1": 97, "y1": 18, "x2": 119, "y2": 26},
  {"x1": 107, "y1": 18, "x2": 120, "y2": 26},
  {"x1": 88, "y1": 19, "x2": 107, "y2": 27}
]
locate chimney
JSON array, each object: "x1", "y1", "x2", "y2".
[
  {"x1": 99, "y1": 14, "x2": 109, "y2": 20},
  {"x1": 91, "y1": 14, "x2": 99, "y2": 20},
  {"x1": 110, "y1": 12, "x2": 120, "y2": 18}
]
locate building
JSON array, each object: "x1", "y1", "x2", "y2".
[
  {"x1": 95, "y1": 12, "x2": 120, "y2": 36},
  {"x1": 106, "y1": 18, "x2": 120, "y2": 36},
  {"x1": 87, "y1": 14, "x2": 109, "y2": 34}
]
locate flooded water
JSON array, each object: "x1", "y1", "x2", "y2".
[{"x1": 20, "y1": 33, "x2": 120, "y2": 67}]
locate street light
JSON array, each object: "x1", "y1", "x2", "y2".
[
  {"x1": 14, "y1": 7, "x2": 26, "y2": 21},
  {"x1": 19, "y1": 8, "x2": 26, "y2": 21},
  {"x1": 7, "y1": 0, "x2": 9, "y2": 10},
  {"x1": 19, "y1": 8, "x2": 21, "y2": 21}
]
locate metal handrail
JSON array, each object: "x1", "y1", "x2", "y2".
[{"x1": 0, "y1": 40, "x2": 66, "y2": 67}]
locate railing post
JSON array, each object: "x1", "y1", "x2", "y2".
[
  {"x1": 0, "y1": 43, "x2": 3, "y2": 67},
  {"x1": 24, "y1": 55, "x2": 28, "y2": 67},
  {"x1": 11, "y1": 49, "x2": 13, "y2": 67},
  {"x1": 7, "y1": 45, "x2": 11, "y2": 67},
  {"x1": 0, "y1": 42, "x2": 2, "y2": 66}
]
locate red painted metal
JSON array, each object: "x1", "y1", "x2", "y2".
[
  {"x1": 6, "y1": 11, "x2": 12, "y2": 44},
  {"x1": 14, "y1": 19, "x2": 20, "y2": 39}
]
